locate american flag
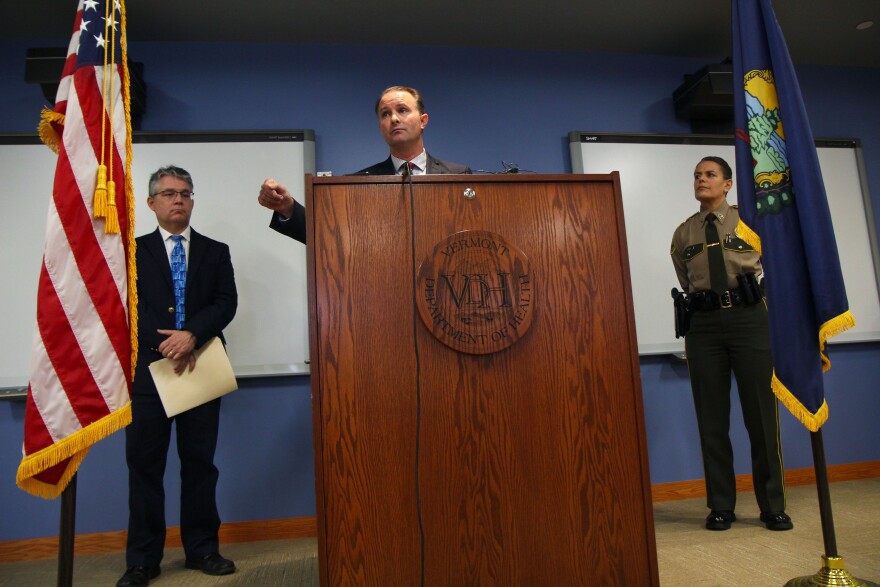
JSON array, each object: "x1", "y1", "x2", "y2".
[{"x1": 16, "y1": 0, "x2": 136, "y2": 498}]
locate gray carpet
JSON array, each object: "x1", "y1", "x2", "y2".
[{"x1": 1, "y1": 479, "x2": 878, "y2": 586}]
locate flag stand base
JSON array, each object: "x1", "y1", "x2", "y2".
[
  {"x1": 784, "y1": 555, "x2": 878, "y2": 587},
  {"x1": 783, "y1": 432, "x2": 879, "y2": 587}
]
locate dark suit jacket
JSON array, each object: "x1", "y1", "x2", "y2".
[
  {"x1": 353, "y1": 153, "x2": 472, "y2": 176},
  {"x1": 269, "y1": 152, "x2": 470, "y2": 241},
  {"x1": 269, "y1": 199, "x2": 307, "y2": 243},
  {"x1": 133, "y1": 228, "x2": 238, "y2": 395}
]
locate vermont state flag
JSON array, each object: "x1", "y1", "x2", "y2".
[{"x1": 731, "y1": 0, "x2": 854, "y2": 431}]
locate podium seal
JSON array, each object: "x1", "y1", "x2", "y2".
[{"x1": 416, "y1": 230, "x2": 533, "y2": 354}]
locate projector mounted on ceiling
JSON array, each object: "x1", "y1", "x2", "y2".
[
  {"x1": 24, "y1": 47, "x2": 147, "y2": 129},
  {"x1": 673, "y1": 61, "x2": 733, "y2": 134}
]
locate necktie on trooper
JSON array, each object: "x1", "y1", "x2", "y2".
[
  {"x1": 705, "y1": 213, "x2": 727, "y2": 295},
  {"x1": 170, "y1": 235, "x2": 187, "y2": 329}
]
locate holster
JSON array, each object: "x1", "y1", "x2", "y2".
[
  {"x1": 671, "y1": 288, "x2": 691, "y2": 339},
  {"x1": 736, "y1": 272, "x2": 762, "y2": 305}
]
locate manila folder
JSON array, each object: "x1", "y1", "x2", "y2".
[{"x1": 149, "y1": 336, "x2": 238, "y2": 417}]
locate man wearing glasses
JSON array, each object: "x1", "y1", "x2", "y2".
[{"x1": 118, "y1": 166, "x2": 238, "y2": 587}]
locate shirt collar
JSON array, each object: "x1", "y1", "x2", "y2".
[
  {"x1": 159, "y1": 226, "x2": 192, "y2": 242},
  {"x1": 391, "y1": 149, "x2": 428, "y2": 174},
  {"x1": 701, "y1": 199, "x2": 731, "y2": 224}
]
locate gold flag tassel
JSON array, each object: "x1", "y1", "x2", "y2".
[
  {"x1": 94, "y1": 0, "x2": 112, "y2": 225},
  {"x1": 94, "y1": 164, "x2": 109, "y2": 218},
  {"x1": 101, "y1": 0, "x2": 121, "y2": 235},
  {"x1": 104, "y1": 179, "x2": 120, "y2": 234}
]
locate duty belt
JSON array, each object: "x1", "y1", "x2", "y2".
[{"x1": 687, "y1": 287, "x2": 756, "y2": 311}]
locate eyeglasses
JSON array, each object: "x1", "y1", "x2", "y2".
[{"x1": 152, "y1": 189, "x2": 194, "y2": 200}]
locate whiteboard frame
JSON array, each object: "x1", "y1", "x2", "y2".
[
  {"x1": 569, "y1": 131, "x2": 880, "y2": 355},
  {"x1": 0, "y1": 130, "x2": 315, "y2": 393}
]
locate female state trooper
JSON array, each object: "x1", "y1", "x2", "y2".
[{"x1": 670, "y1": 156, "x2": 792, "y2": 532}]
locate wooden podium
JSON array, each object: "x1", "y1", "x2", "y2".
[{"x1": 306, "y1": 174, "x2": 658, "y2": 586}]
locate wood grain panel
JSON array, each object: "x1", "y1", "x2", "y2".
[
  {"x1": 411, "y1": 177, "x2": 654, "y2": 585},
  {"x1": 310, "y1": 181, "x2": 422, "y2": 586},
  {"x1": 309, "y1": 175, "x2": 658, "y2": 586}
]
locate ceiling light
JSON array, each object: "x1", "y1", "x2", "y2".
[{"x1": 855, "y1": 20, "x2": 874, "y2": 30}]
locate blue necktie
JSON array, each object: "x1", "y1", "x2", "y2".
[{"x1": 170, "y1": 235, "x2": 187, "y2": 329}]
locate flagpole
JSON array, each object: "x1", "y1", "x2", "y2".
[
  {"x1": 57, "y1": 473, "x2": 76, "y2": 587},
  {"x1": 729, "y1": 0, "x2": 874, "y2": 584},
  {"x1": 784, "y1": 431, "x2": 877, "y2": 587},
  {"x1": 810, "y1": 430, "x2": 837, "y2": 557}
]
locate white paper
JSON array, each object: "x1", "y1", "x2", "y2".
[{"x1": 149, "y1": 336, "x2": 238, "y2": 417}]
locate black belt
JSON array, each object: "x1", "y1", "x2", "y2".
[{"x1": 687, "y1": 287, "x2": 757, "y2": 311}]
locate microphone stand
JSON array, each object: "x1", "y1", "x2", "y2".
[{"x1": 402, "y1": 161, "x2": 426, "y2": 587}]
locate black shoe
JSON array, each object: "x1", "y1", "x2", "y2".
[
  {"x1": 185, "y1": 552, "x2": 236, "y2": 576},
  {"x1": 705, "y1": 510, "x2": 736, "y2": 530},
  {"x1": 116, "y1": 565, "x2": 160, "y2": 587},
  {"x1": 760, "y1": 511, "x2": 794, "y2": 531}
]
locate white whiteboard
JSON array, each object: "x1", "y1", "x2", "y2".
[
  {"x1": 0, "y1": 131, "x2": 315, "y2": 390},
  {"x1": 569, "y1": 132, "x2": 880, "y2": 355}
]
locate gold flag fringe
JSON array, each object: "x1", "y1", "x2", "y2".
[
  {"x1": 38, "y1": 108, "x2": 64, "y2": 154},
  {"x1": 119, "y1": 0, "x2": 138, "y2": 374},
  {"x1": 735, "y1": 218, "x2": 762, "y2": 255},
  {"x1": 819, "y1": 310, "x2": 856, "y2": 371},
  {"x1": 736, "y1": 217, "x2": 856, "y2": 371},
  {"x1": 735, "y1": 217, "x2": 855, "y2": 430},
  {"x1": 771, "y1": 373, "x2": 828, "y2": 432},
  {"x1": 16, "y1": 404, "x2": 132, "y2": 499}
]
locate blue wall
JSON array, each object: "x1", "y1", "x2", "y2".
[{"x1": 1, "y1": 40, "x2": 879, "y2": 542}]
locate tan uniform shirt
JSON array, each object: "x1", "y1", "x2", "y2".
[{"x1": 670, "y1": 199, "x2": 762, "y2": 293}]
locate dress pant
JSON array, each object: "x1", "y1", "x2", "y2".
[
  {"x1": 685, "y1": 301, "x2": 786, "y2": 513},
  {"x1": 125, "y1": 393, "x2": 222, "y2": 566}
]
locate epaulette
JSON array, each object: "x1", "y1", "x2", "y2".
[
  {"x1": 675, "y1": 212, "x2": 699, "y2": 232},
  {"x1": 730, "y1": 204, "x2": 739, "y2": 209},
  {"x1": 676, "y1": 211, "x2": 699, "y2": 229}
]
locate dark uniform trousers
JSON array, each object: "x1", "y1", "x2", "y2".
[{"x1": 685, "y1": 301, "x2": 786, "y2": 513}]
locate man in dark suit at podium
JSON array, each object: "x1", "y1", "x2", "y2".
[
  {"x1": 354, "y1": 85, "x2": 471, "y2": 176},
  {"x1": 257, "y1": 85, "x2": 470, "y2": 241}
]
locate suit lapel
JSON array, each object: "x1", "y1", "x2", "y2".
[
  {"x1": 380, "y1": 157, "x2": 396, "y2": 175},
  {"x1": 186, "y1": 228, "x2": 206, "y2": 294},
  {"x1": 425, "y1": 152, "x2": 441, "y2": 174},
  {"x1": 143, "y1": 229, "x2": 174, "y2": 292}
]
